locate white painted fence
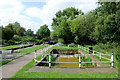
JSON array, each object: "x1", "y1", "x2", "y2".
[
  {"x1": 34, "y1": 45, "x2": 53, "y2": 64},
  {"x1": 78, "y1": 45, "x2": 114, "y2": 68}
]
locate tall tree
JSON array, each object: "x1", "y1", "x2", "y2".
[
  {"x1": 2, "y1": 28, "x2": 14, "y2": 41},
  {"x1": 16, "y1": 27, "x2": 26, "y2": 36},
  {"x1": 36, "y1": 24, "x2": 50, "y2": 37},
  {"x1": 51, "y1": 7, "x2": 84, "y2": 43},
  {"x1": 26, "y1": 29, "x2": 34, "y2": 36}
]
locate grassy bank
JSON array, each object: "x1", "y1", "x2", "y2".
[
  {"x1": 0, "y1": 44, "x2": 28, "y2": 50},
  {"x1": 14, "y1": 45, "x2": 48, "y2": 54}
]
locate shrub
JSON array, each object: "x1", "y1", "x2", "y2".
[
  {"x1": 69, "y1": 43, "x2": 77, "y2": 47},
  {"x1": 58, "y1": 38, "x2": 64, "y2": 43}
]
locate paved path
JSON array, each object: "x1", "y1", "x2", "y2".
[{"x1": 0, "y1": 45, "x2": 53, "y2": 79}]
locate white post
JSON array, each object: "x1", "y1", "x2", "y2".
[
  {"x1": 42, "y1": 52, "x2": 44, "y2": 57},
  {"x1": 68, "y1": 44, "x2": 69, "y2": 49},
  {"x1": 111, "y1": 52, "x2": 114, "y2": 68},
  {"x1": 49, "y1": 53, "x2": 51, "y2": 68},
  {"x1": 88, "y1": 48, "x2": 89, "y2": 53},
  {"x1": 100, "y1": 53, "x2": 101, "y2": 60},
  {"x1": 79, "y1": 53, "x2": 81, "y2": 68},
  {"x1": 34, "y1": 50, "x2": 37, "y2": 63},
  {"x1": 93, "y1": 50, "x2": 94, "y2": 56},
  {"x1": 78, "y1": 45, "x2": 79, "y2": 49}
]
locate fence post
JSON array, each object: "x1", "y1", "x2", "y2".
[
  {"x1": 79, "y1": 53, "x2": 81, "y2": 68},
  {"x1": 68, "y1": 44, "x2": 69, "y2": 49},
  {"x1": 49, "y1": 53, "x2": 51, "y2": 68},
  {"x1": 111, "y1": 52, "x2": 114, "y2": 68},
  {"x1": 93, "y1": 50, "x2": 94, "y2": 56},
  {"x1": 34, "y1": 50, "x2": 37, "y2": 63},
  {"x1": 100, "y1": 53, "x2": 101, "y2": 60},
  {"x1": 42, "y1": 52, "x2": 44, "y2": 57}
]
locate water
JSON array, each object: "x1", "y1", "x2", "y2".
[{"x1": 55, "y1": 55, "x2": 79, "y2": 67}]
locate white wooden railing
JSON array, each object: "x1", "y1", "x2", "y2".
[{"x1": 78, "y1": 45, "x2": 114, "y2": 68}]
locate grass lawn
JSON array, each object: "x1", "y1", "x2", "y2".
[
  {"x1": 0, "y1": 60, "x2": 12, "y2": 66},
  {"x1": 14, "y1": 45, "x2": 48, "y2": 54},
  {"x1": 0, "y1": 44, "x2": 28, "y2": 50},
  {"x1": 11, "y1": 45, "x2": 118, "y2": 79}
]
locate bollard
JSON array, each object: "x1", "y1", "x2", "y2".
[
  {"x1": 111, "y1": 52, "x2": 114, "y2": 68},
  {"x1": 49, "y1": 53, "x2": 51, "y2": 68},
  {"x1": 78, "y1": 45, "x2": 79, "y2": 49},
  {"x1": 79, "y1": 53, "x2": 81, "y2": 68}
]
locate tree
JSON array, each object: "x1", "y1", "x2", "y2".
[
  {"x1": 22, "y1": 36, "x2": 36, "y2": 42},
  {"x1": 51, "y1": 7, "x2": 84, "y2": 43},
  {"x1": 12, "y1": 35, "x2": 21, "y2": 41},
  {"x1": 2, "y1": 28, "x2": 14, "y2": 41},
  {"x1": 16, "y1": 27, "x2": 26, "y2": 36},
  {"x1": 36, "y1": 24, "x2": 50, "y2": 37},
  {"x1": 26, "y1": 29, "x2": 34, "y2": 36}
]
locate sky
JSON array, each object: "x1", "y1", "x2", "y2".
[{"x1": 0, "y1": 0, "x2": 99, "y2": 33}]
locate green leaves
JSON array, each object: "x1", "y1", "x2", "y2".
[
  {"x1": 36, "y1": 24, "x2": 50, "y2": 37},
  {"x1": 51, "y1": 7, "x2": 83, "y2": 44},
  {"x1": 26, "y1": 29, "x2": 34, "y2": 36}
]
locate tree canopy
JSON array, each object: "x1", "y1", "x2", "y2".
[
  {"x1": 26, "y1": 29, "x2": 34, "y2": 36},
  {"x1": 36, "y1": 24, "x2": 50, "y2": 37},
  {"x1": 51, "y1": 2, "x2": 120, "y2": 44}
]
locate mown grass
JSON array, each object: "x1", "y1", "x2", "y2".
[
  {"x1": 11, "y1": 45, "x2": 118, "y2": 78},
  {"x1": 14, "y1": 45, "x2": 48, "y2": 54},
  {"x1": 0, "y1": 60, "x2": 12, "y2": 66},
  {"x1": 0, "y1": 44, "x2": 28, "y2": 50}
]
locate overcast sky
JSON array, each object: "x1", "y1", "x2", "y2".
[{"x1": 0, "y1": 0, "x2": 99, "y2": 33}]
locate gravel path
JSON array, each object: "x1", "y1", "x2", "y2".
[
  {"x1": 0, "y1": 45, "x2": 53, "y2": 79},
  {"x1": 26, "y1": 66, "x2": 118, "y2": 73}
]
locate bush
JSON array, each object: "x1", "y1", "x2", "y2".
[
  {"x1": 22, "y1": 36, "x2": 36, "y2": 42},
  {"x1": 69, "y1": 43, "x2": 77, "y2": 47},
  {"x1": 8, "y1": 39, "x2": 15, "y2": 45},
  {"x1": 58, "y1": 38, "x2": 64, "y2": 43},
  {"x1": 13, "y1": 35, "x2": 21, "y2": 41},
  {"x1": 41, "y1": 38, "x2": 47, "y2": 42}
]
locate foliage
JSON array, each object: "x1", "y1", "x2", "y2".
[
  {"x1": 12, "y1": 35, "x2": 21, "y2": 41},
  {"x1": 16, "y1": 27, "x2": 26, "y2": 36},
  {"x1": 36, "y1": 24, "x2": 50, "y2": 37},
  {"x1": 69, "y1": 43, "x2": 77, "y2": 47},
  {"x1": 81, "y1": 56, "x2": 92, "y2": 66},
  {"x1": 51, "y1": 7, "x2": 84, "y2": 44},
  {"x1": 46, "y1": 52, "x2": 56, "y2": 63},
  {"x1": 58, "y1": 38, "x2": 64, "y2": 43},
  {"x1": 21, "y1": 36, "x2": 36, "y2": 42},
  {"x1": 51, "y1": 2, "x2": 120, "y2": 44},
  {"x1": 2, "y1": 28, "x2": 14, "y2": 41},
  {"x1": 25, "y1": 29, "x2": 34, "y2": 36}
]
